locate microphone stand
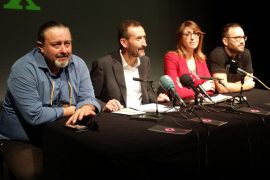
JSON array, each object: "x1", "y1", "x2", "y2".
[
  {"x1": 232, "y1": 75, "x2": 251, "y2": 107},
  {"x1": 130, "y1": 81, "x2": 163, "y2": 123},
  {"x1": 189, "y1": 94, "x2": 210, "y2": 114},
  {"x1": 171, "y1": 94, "x2": 183, "y2": 108},
  {"x1": 150, "y1": 81, "x2": 162, "y2": 119}
]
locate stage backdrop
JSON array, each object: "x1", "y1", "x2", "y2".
[{"x1": 0, "y1": 0, "x2": 268, "y2": 100}]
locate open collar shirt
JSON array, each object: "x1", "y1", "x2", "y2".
[{"x1": 0, "y1": 48, "x2": 100, "y2": 141}]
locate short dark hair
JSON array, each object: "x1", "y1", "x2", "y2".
[
  {"x1": 117, "y1": 19, "x2": 142, "y2": 48},
  {"x1": 37, "y1": 21, "x2": 69, "y2": 43},
  {"x1": 221, "y1": 23, "x2": 242, "y2": 38}
]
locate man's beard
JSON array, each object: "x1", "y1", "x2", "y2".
[
  {"x1": 55, "y1": 59, "x2": 69, "y2": 68},
  {"x1": 129, "y1": 48, "x2": 145, "y2": 57},
  {"x1": 55, "y1": 53, "x2": 70, "y2": 68}
]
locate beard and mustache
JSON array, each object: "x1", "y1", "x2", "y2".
[
  {"x1": 45, "y1": 53, "x2": 70, "y2": 72},
  {"x1": 55, "y1": 53, "x2": 70, "y2": 68}
]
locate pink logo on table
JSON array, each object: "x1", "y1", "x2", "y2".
[
  {"x1": 250, "y1": 109, "x2": 260, "y2": 113},
  {"x1": 202, "y1": 118, "x2": 212, "y2": 123},
  {"x1": 164, "y1": 128, "x2": 175, "y2": 132}
]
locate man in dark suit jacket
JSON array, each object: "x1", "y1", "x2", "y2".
[{"x1": 91, "y1": 20, "x2": 169, "y2": 112}]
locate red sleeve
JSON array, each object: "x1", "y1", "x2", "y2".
[
  {"x1": 163, "y1": 52, "x2": 195, "y2": 99},
  {"x1": 196, "y1": 59, "x2": 214, "y2": 95}
]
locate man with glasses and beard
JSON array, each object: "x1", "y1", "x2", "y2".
[
  {"x1": 208, "y1": 23, "x2": 255, "y2": 93},
  {"x1": 0, "y1": 21, "x2": 100, "y2": 179},
  {"x1": 90, "y1": 19, "x2": 169, "y2": 112}
]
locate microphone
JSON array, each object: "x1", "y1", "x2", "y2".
[
  {"x1": 131, "y1": 77, "x2": 163, "y2": 123},
  {"x1": 188, "y1": 74, "x2": 215, "y2": 103},
  {"x1": 217, "y1": 80, "x2": 227, "y2": 88},
  {"x1": 179, "y1": 73, "x2": 206, "y2": 102},
  {"x1": 199, "y1": 76, "x2": 223, "y2": 81},
  {"x1": 226, "y1": 60, "x2": 253, "y2": 78},
  {"x1": 197, "y1": 84, "x2": 215, "y2": 104},
  {"x1": 200, "y1": 76, "x2": 226, "y2": 88},
  {"x1": 133, "y1": 77, "x2": 160, "y2": 115},
  {"x1": 159, "y1": 75, "x2": 186, "y2": 107},
  {"x1": 133, "y1": 77, "x2": 154, "y2": 83}
]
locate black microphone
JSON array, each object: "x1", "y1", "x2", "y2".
[
  {"x1": 179, "y1": 74, "x2": 206, "y2": 101},
  {"x1": 217, "y1": 80, "x2": 227, "y2": 88},
  {"x1": 159, "y1": 75, "x2": 186, "y2": 107},
  {"x1": 131, "y1": 77, "x2": 163, "y2": 123},
  {"x1": 191, "y1": 75, "x2": 215, "y2": 103},
  {"x1": 133, "y1": 77, "x2": 160, "y2": 115},
  {"x1": 133, "y1": 77, "x2": 154, "y2": 83},
  {"x1": 197, "y1": 84, "x2": 215, "y2": 104},
  {"x1": 226, "y1": 60, "x2": 253, "y2": 78},
  {"x1": 200, "y1": 76, "x2": 226, "y2": 88},
  {"x1": 199, "y1": 76, "x2": 223, "y2": 81}
]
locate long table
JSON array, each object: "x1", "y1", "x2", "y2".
[{"x1": 43, "y1": 89, "x2": 270, "y2": 179}]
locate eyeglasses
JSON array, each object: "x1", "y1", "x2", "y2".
[
  {"x1": 182, "y1": 32, "x2": 203, "y2": 38},
  {"x1": 225, "y1": 36, "x2": 247, "y2": 42}
]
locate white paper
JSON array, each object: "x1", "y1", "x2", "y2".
[
  {"x1": 112, "y1": 103, "x2": 177, "y2": 115},
  {"x1": 203, "y1": 94, "x2": 233, "y2": 104},
  {"x1": 112, "y1": 107, "x2": 146, "y2": 115},
  {"x1": 134, "y1": 103, "x2": 178, "y2": 113}
]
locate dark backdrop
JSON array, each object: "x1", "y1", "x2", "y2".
[{"x1": 0, "y1": 0, "x2": 269, "y2": 100}]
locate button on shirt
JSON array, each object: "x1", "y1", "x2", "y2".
[{"x1": 0, "y1": 48, "x2": 100, "y2": 141}]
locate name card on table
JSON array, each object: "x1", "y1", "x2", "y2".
[
  {"x1": 190, "y1": 117, "x2": 228, "y2": 126},
  {"x1": 148, "y1": 125, "x2": 191, "y2": 135}
]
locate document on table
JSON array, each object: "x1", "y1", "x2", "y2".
[
  {"x1": 202, "y1": 94, "x2": 233, "y2": 105},
  {"x1": 112, "y1": 103, "x2": 177, "y2": 115},
  {"x1": 112, "y1": 107, "x2": 146, "y2": 115},
  {"x1": 135, "y1": 103, "x2": 177, "y2": 113}
]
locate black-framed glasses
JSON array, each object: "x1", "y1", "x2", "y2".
[
  {"x1": 182, "y1": 32, "x2": 202, "y2": 38},
  {"x1": 225, "y1": 36, "x2": 247, "y2": 42}
]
